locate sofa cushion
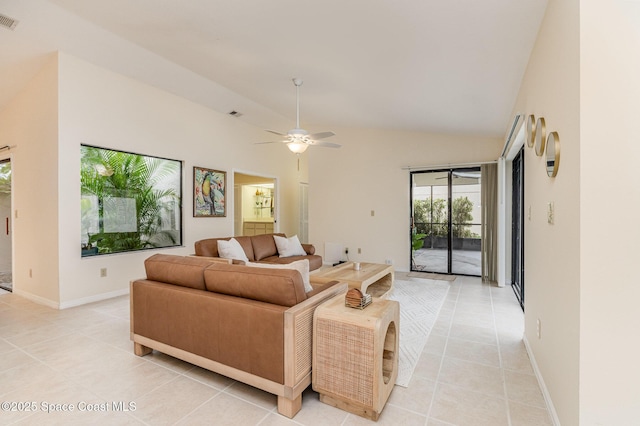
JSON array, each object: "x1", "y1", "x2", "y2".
[
  {"x1": 217, "y1": 238, "x2": 249, "y2": 262},
  {"x1": 273, "y1": 234, "x2": 307, "y2": 257},
  {"x1": 258, "y1": 254, "x2": 323, "y2": 272},
  {"x1": 251, "y1": 233, "x2": 284, "y2": 261},
  {"x1": 144, "y1": 254, "x2": 215, "y2": 290},
  {"x1": 245, "y1": 259, "x2": 312, "y2": 293},
  {"x1": 203, "y1": 263, "x2": 307, "y2": 307},
  {"x1": 194, "y1": 236, "x2": 255, "y2": 261}
]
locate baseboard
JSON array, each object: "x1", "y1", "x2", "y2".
[
  {"x1": 13, "y1": 289, "x2": 59, "y2": 309},
  {"x1": 522, "y1": 335, "x2": 561, "y2": 426},
  {"x1": 59, "y1": 287, "x2": 129, "y2": 309}
]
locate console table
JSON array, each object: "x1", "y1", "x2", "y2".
[{"x1": 312, "y1": 294, "x2": 399, "y2": 420}]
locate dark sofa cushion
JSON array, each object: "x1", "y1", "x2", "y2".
[
  {"x1": 251, "y1": 233, "x2": 285, "y2": 261},
  {"x1": 203, "y1": 263, "x2": 307, "y2": 307}
]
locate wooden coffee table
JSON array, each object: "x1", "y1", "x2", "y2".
[{"x1": 312, "y1": 262, "x2": 394, "y2": 298}]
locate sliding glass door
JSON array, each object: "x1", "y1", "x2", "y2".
[
  {"x1": 411, "y1": 168, "x2": 481, "y2": 276},
  {"x1": 511, "y1": 149, "x2": 525, "y2": 309},
  {"x1": 411, "y1": 171, "x2": 449, "y2": 273}
]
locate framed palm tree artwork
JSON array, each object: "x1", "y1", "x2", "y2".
[{"x1": 194, "y1": 166, "x2": 226, "y2": 217}]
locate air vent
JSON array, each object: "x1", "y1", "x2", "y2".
[{"x1": 0, "y1": 14, "x2": 18, "y2": 30}]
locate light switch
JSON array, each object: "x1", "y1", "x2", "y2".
[
  {"x1": 371, "y1": 210, "x2": 375, "y2": 217},
  {"x1": 547, "y1": 202, "x2": 554, "y2": 224}
]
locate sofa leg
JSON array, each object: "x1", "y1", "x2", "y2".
[
  {"x1": 134, "y1": 342, "x2": 152, "y2": 357},
  {"x1": 277, "y1": 394, "x2": 302, "y2": 418}
]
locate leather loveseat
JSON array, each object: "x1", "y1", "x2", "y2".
[
  {"x1": 194, "y1": 233, "x2": 323, "y2": 271},
  {"x1": 130, "y1": 253, "x2": 345, "y2": 418}
]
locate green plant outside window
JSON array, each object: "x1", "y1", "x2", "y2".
[{"x1": 80, "y1": 145, "x2": 182, "y2": 256}]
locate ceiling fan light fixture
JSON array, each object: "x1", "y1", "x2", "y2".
[
  {"x1": 287, "y1": 142, "x2": 309, "y2": 154},
  {"x1": 256, "y1": 79, "x2": 339, "y2": 154}
]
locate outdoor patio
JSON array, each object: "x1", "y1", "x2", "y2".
[{"x1": 413, "y1": 248, "x2": 481, "y2": 276}]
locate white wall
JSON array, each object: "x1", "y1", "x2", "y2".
[
  {"x1": 510, "y1": 0, "x2": 581, "y2": 423},
  {"x1": 0, "y1": 52, "x2": 309, "y2": 307},
  {"x1": 0, "y1": 53, "x2": 60, "y2": 305},
  {"x1": 512, "y1": 0, "x2": 640, "y2": 424},
  {"x1": 579, "y1": 1, "x2": 640, "y2": 424},
  {"x1": 309, "y1": 127, "x2": 501, "y2": 271}
]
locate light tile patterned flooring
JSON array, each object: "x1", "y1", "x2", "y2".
[{"x1": 0, "y1": 274, "x2": 552, "y2": 425}]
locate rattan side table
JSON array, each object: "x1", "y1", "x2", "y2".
[{"x1": 312, "y1": 294, "x2": 399, "y2": 421}]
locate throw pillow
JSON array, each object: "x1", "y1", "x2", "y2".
[
  {"x1": 273, "y1": 234, "x2": 307, "y2": 258},
  {"x1": 217, "y1": 238, "x2": 249, "y2": 262},
  {"x1": 245, "y1": 259, "x2": 312, "y2": 293}
]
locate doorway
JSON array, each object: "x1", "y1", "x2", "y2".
[
  {"x1": 233, "y1": 172, "x2": 277, "y2": 237},
  {"x1": 410, "y1": 168, "x2": 482, "y2": 276},
  {"x1": 0, "y1": 159, "x2": 12, "y2": 292}
]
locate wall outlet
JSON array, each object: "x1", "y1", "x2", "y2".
[
  {"x1": 385, "y1": 259, "x2": 393, "y2": 265},
  {"x1": 536, "y1": 318, "x2": 541, "y2": 339},
  {"x1": 370, "y1": 210, "x2": 375, "y2": 217},
  {"x1": 100, "y1": 268, "x2": 107, "y2": 278},
  {"x1": 358, "y1": 248, "x2": 361, "y2": 254},
  {"x1": 29, "y1": 268, "x2": 32, "y2": 278},
  {"x1": 345, "y1": 247, "x2": 349, "y2": 255}
]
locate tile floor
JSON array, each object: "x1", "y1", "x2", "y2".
[{"x1": 0, "y1": 274, "x2": 552, "y2": 425}]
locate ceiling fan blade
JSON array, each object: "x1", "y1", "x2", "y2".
[
  {"x1": 310, "y1": 140, "x2": 342, "y2": 148},
  {"x1": 308, "y1": 131, "x2": 335, "y2": 140},
  {"x1": 255, "y1": 140, "x2": 287, "y2": 145},
  {"x1": 265, "y1": 130, "x2": 286, "y2": 136}
]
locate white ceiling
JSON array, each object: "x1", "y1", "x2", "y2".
[{"x1": 0, "y1": 0, "x2": 547, "y2": 139}]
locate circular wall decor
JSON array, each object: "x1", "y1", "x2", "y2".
[
  {"x1": 546, "y1": 131, "x2": 560, "y2": 177},
  {"x1": 534, "y1": 117, "x2": 546, "y2": 156},
  {"x1": 526, "y1": 114, "x2": 536, "y2": 148}
]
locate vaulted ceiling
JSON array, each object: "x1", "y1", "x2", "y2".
[{"x1": 0, "y1": 0, "x2": 547, "y2": 138}]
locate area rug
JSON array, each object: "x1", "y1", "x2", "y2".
[{"x1": 388, "y1": 278, "x2": 449, "y2": 387}]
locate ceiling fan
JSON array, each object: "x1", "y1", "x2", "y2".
[{"x1": 257, "y1": 78, "x2": 341, "y2": 154}]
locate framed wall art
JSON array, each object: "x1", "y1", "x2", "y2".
[{"x1": 194, "y1": 166, "x2": 226, "y2": 217}]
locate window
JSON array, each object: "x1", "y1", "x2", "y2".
[{"x1": 80, "y1": 145, "x2": 182, "y2": 257}]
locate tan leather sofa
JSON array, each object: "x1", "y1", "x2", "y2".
[
  {"x1": 130, "y1": 254, "x2": 345, "y2": 418},
  {"x1": 194, "y1": 233, "x2": 323, "y2": 271}
]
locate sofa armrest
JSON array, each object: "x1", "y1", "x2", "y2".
[
  {"x1": 282, "y1": 282, "x2": 347, "y2": 391},
  {"x1": 301, "y1": 244, "x2": 315, "y2": 255}
]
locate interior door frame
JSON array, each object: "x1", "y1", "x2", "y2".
[{"x1": 232, "y1": 170, "x2": 279, "y2": 237}]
